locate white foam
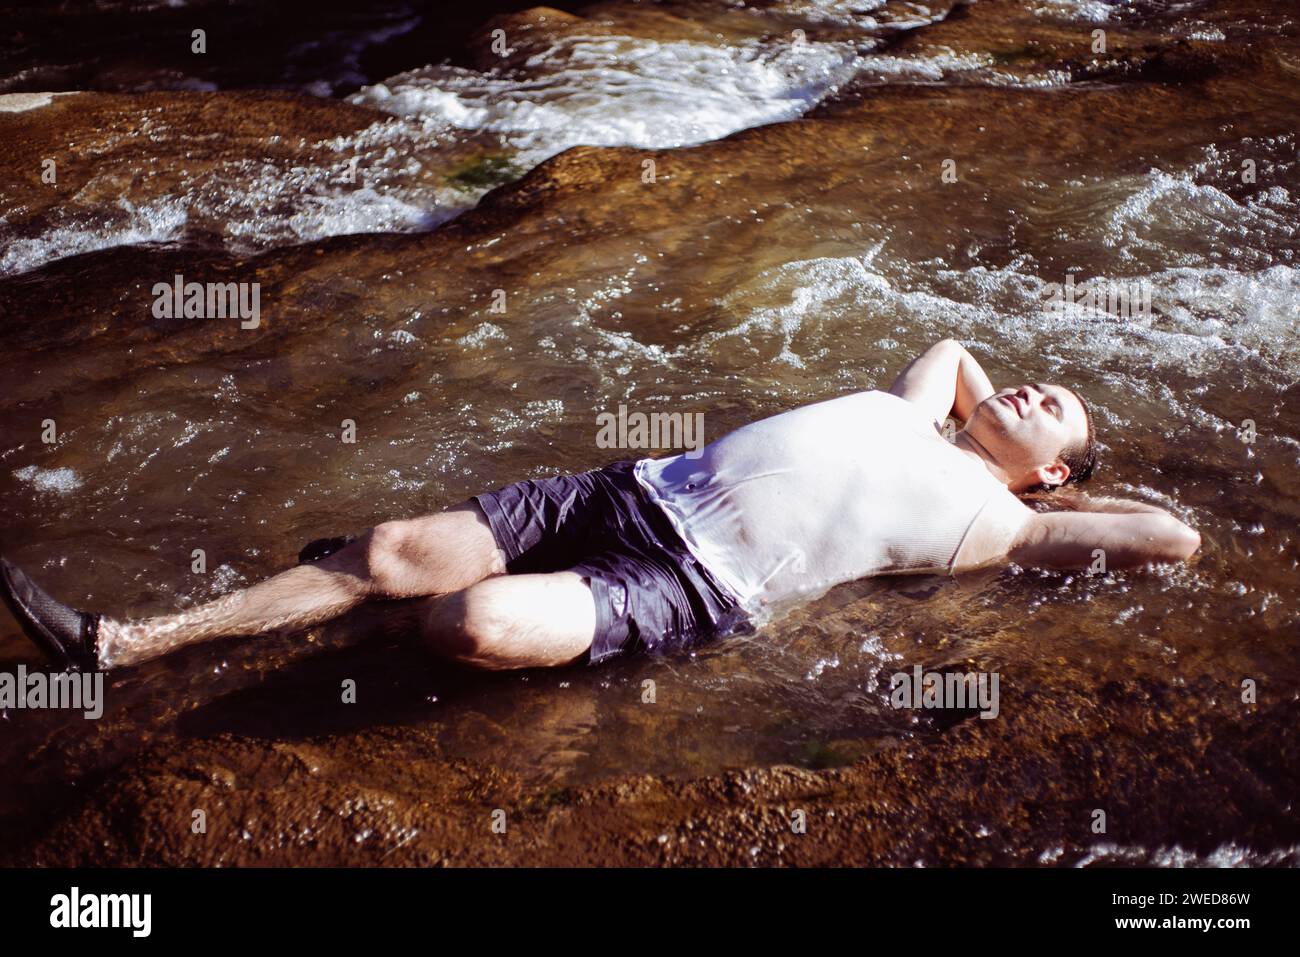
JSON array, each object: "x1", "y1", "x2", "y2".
[
  {"x1": 1029, "y1": 0, "x2": 1114, "y2": 22},
  {"x1": 0, "y1": 92, "x2": 78, "y2": 113},
  {"x1": 712, "y1": 247, "x2": 894, "y2": 367},
  {"x1": 13, "y1": 465, "x2": 83, "y2": 494},
  {"x1": 0, "y1": 126, "x2": 461, "y2": 276},
  {"x1": 1101, "y1": 168, "x2": 1297, "y2": 268},
  {"x1": 349, "y1": 34, "x2": 869, "y2": 169},
  {"x1": 223, "y1": 175, "x2": 446, "y2": 246},
  {"x1": 852, "y1": 48, "x2": 1071, "y2": 88},
  {"x1": 1071, "y1": 841, "x2": 1300, "y2": 867},
  {"x1": 455, "y1": 322, "x2": 507, "y2": 349},
  {"x1": 707, "y1": 243, "x2": 1300, "y2": 385},
  {"x1": 0, "y1": 199, "x2": 188, "y2": 275},
  {"x1": 779, "y1": 0, "x2": 890, "y2": 29}
]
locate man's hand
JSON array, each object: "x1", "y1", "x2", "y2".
[{"x1": 887, "y1": 338, "x2": 995, "y2": 428}]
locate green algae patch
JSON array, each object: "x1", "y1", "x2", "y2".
[{"x1": 446, "y1": 154, "x2": 526, "y2": 191}]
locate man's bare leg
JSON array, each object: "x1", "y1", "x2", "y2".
[
  {"x1": 96, "y1": 501, "x2": 506, "y2": 669},
  {"x1": 421, "y1": 570, "x2": 597, "y2": 670}
]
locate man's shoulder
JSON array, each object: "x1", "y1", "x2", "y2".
[{"x1": 951, "y1": 486, "x2": 1034, "y2": 572}]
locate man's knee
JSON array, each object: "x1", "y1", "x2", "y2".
[
  {"x1": 424, "y1": 584, "x2": 513, "y2": 668},
  {"x1": 364, "y1": 520, "x2": 419, "y2": 596},
  {"x1": 362, "y1": 505, "x2": 506, "y2": 598}
]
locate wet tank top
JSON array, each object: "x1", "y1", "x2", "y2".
[{"x1": 633, "y1": 390, "x2": 1026, "y2": 611}]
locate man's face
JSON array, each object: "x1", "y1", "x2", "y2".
[{"x1": 964, "y1": 383, "x2": 1089, "y2": 490}]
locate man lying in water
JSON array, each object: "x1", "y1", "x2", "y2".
[{"x1": 2, "y1": 338, "x2": 1200, "y2": 673}]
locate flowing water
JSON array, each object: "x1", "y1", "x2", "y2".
[{"x1": 1, "y1": 0, "x2": 1298, "y2": 865}]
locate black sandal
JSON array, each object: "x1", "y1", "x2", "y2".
[
  {"x1": 0, "y1": 558, "x2": 100, "y2": 672},
  {"x1": 296, "y1": 535, "x2": 358, "y2": 565}
]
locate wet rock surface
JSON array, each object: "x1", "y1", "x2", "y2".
[{"x1": 11, "y1": 668, "x2": 1296, "y2": 866}]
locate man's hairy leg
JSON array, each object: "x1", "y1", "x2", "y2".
[{"x1": 97, "y1": 501, "x2": 506, "y2": 669}]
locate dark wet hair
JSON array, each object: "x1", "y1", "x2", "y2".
[{"x1": 1026, "y1": 388, "x2": 1098, "y2": 494}]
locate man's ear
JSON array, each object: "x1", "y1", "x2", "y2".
[{"x1": 1033, "y1": 460, "x2": 1071, "y2": 489}]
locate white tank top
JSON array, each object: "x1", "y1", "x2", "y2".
[{"x1": 633, "y1": 390, "x2": 1026, "y2": 612}]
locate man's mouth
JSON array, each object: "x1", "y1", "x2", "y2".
[{"x1": 1001, "y1": 393, "x2": 1024, "y2": 418}]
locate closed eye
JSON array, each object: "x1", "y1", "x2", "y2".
[{"x1": 1034, "y1": 383, "x2": 1063, "y2": 420}]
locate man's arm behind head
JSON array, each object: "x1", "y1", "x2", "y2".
[
  {"x1": 1006, "y1": 499, "x2": 1202, "y2": 571},
  {"x1": 887, "y1": 338, "x2": 995, "y2": 427}
]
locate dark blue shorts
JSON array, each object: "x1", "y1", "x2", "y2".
[{"x1": 472, "y1": 460, "x2": 751, "y2": 665}]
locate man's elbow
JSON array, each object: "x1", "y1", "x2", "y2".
[{"x1": 1156, "y1": 517, "x2": 1201, "y2": 562}]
